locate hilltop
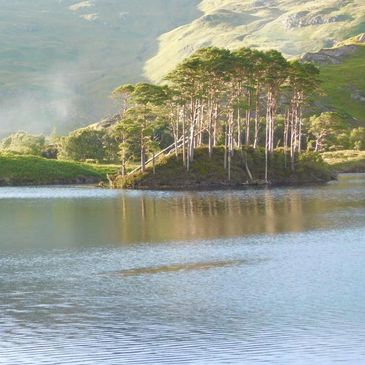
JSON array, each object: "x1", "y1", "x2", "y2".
[{"x1": 146, "y1": 0, "x2": 365, "y2": 81}]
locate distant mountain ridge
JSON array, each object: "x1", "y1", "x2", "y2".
[{"x1": 0, "y1": 0, "x2": 364, "y2": 134}]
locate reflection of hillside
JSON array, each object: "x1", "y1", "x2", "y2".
[{"x1": 2, "y1": 176, "x2": 364, "y2": 249}]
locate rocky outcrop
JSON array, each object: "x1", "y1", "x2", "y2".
[
  {"x1": 351, "y1": 88, "x2": 365, "y2": 102},
  {"x1": 285, "y1": 10, "x2": 351, "y2": 29},
  {"x1": 251, "y1": 0, "x2": 277, "y2": 8},
  {"x1": 88, "y1": 114, "x2": 120, "y2": 131},
  {"x1": 302, "y1": 45, "x2": 359, "y2": 65}
]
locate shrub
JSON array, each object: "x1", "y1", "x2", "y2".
[
  {"x1": 59, "y1": 128, "x2": 119, "y2": 162},
  {"x1": 0, "y1": 132, "x2": 46, "y2": 156}
]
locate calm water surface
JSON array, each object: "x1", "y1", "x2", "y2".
[{"x1": 1, "y1": 174, "x2": 365, "y2": 364}]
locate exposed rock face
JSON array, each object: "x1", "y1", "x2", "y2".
[
  {"x1": 251, "y1": 0, "x2": 276, "y2": 8},
  {"x1": 284, "y1": 11, "x2": 309, "y2": 29},
  {"x1": 285, "y1": 10, "x2": 351, "y2": 29},
  {"x1": 351, "y1": 89, "x2": 365, "y2": 102},
  {"x1": 302, "y1": 45, "x2": 359, "y2": 65}
]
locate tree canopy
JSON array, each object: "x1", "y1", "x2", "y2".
[{"x1": 113, "y1": 47, "x2": 324, "y2": 181}]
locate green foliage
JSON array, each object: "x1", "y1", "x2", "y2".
[
  {"x1": 112, "y1": 46, "x2": 324, "y2": 186},
  {"x1": 113, "y1": 83, "x2": 171, "y2": 170},
  {"x1": 0, "y1": 132, "x2": 45, "y2": 156},
  {"x1": 350, "y1": 127, "x2": 365, "y2": 150},
  {"x1": 116, "y1": 147, "x2": 333, "y2": 189},
  {"x1": 308, "y1": 112, "x2": 350, "y2": 152},
  {"x1": 297, "y1": 152, "x2": 332, "y2": 177},
  {"x1": 319, "y1": 44, "x2": 365, "y2": 123},
  {"x1": 322, "y1": 150, "x2": 365, "y2": 172},
  {"x1": 59, "y1": 128, "x2": 119, "y2": 163}
]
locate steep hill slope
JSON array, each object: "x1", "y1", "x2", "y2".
[
  {"x1": 303, "y1": 34, "x2": 365, "y2": 124},
  {"x1": 0, "y1": 0, "x2": 200, "y2": 135},
  {"x1": 146, "y1": 0, "x2": 365, "y2": 81}
]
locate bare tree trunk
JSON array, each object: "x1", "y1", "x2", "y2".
[
  {"x1": 228, "y1": 110, "x2": 234, "y2": 181},
  {"x1": 188, "y1": 99, "x2": 197, "y2": 164},
  {"x1": 141, "y1": 138, "x2": 146, "y2": 173},
  {"x1": 265, "y1": 100, "x2": 270, "y2": 183},
  {"x1": 189, "y1": 105, "x2": 199, "y2": 162},
  {"x1": 224, "y1": 120, "x2": 228, "y2": 170},
  {"x1": 208, "y1": 101, "x2": 213, "y2": 158},
  {"x1": 254, "y1": 85, "x2": 260, "y2": 149},
  {"x1": 213, "y1": 104, "x2": 218, "y2": 147},
  {"x1": 284, "y1": 108, "x2": 290, "y2": 169},
  {"x1": 290, "y1": 108, "x2": 296, "y2": 172},
  {"x1": 182, "y1": 105, "x2": 186, "y2": 167},
  {"x1": 237, "y1": 108, "x2": 241, "y2": 150},
  {"x1": 198, "y1": 103, "x2": 204, "y2": 147},
  {"x1": 241, "y1": 149, "x2": 253, "y2": 182},
  {"x1": 189, "y1": 122, "x2": 195, "y2": 163},
  {"x1": 187, "y1": 133, "x2": 190, "y2": 172},
  {"x1": 266, "y1": 89, "x2": 278, "y2": 154},
  {"x1": 245, "y1": 90, "x2": 252, "y2": 146},
  {"x1": 173, "y1": 109, "x2": 179, "y2": 160},
  {"x1": 298, "y1": 92, "x2": 303, "y2": 153},
  {"x1": 121, "y1": 157, "x2": 126, "y2": 177}
]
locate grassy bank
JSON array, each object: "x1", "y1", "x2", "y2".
[
  {"x1": 0, "y1": 153, "x2": 119, "y2": 186},
  {"x1": 115, "y1": 147, "x2": 334, "y2": 190},
  {"x1": 322, "y1": 150, "x2": 365, "y2": 173}
]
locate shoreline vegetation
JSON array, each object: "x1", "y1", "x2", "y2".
[
  {"x1": 111, "y1": 48, "x2": 321, "y2": 187},
  {"x1": 1, "y1": 150, "x2": 365, "y2": 188},
  {"x1": 104, "y1": 46, "x2": 364, "y2": 190},
  {"x1": 111, "y1": 148, "x2": 335, "y2": 190},
  {"x1": 1, "y1": 44, "x2": 365, "y2": 189},
  {"x1": 322, "y1": 150, "x2": 365, "y2": 173}
]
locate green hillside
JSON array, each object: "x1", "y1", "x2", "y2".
[
  {"x1": 0, "y1": 153, "x2": 117, "y2": 186},
  {"x1": 146, "y1": 0, "x2": 365, "y2": 81},
  {"x1": 0, "y1": 0, "x2": 200, "y2": 135},
  {"x1": 319, "y1": 44, "x2": 365, "y2": 124}
]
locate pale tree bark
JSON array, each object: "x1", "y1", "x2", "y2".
[
  {"x1": 237, "y1": 108, "x2": 242, "y2": 149},
  {"x1": 253, "y1": 85, "x2": 260, "y2": 149},
  {"x1": 245, "y1": 90, "x2": 252, "y2": 146}
]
